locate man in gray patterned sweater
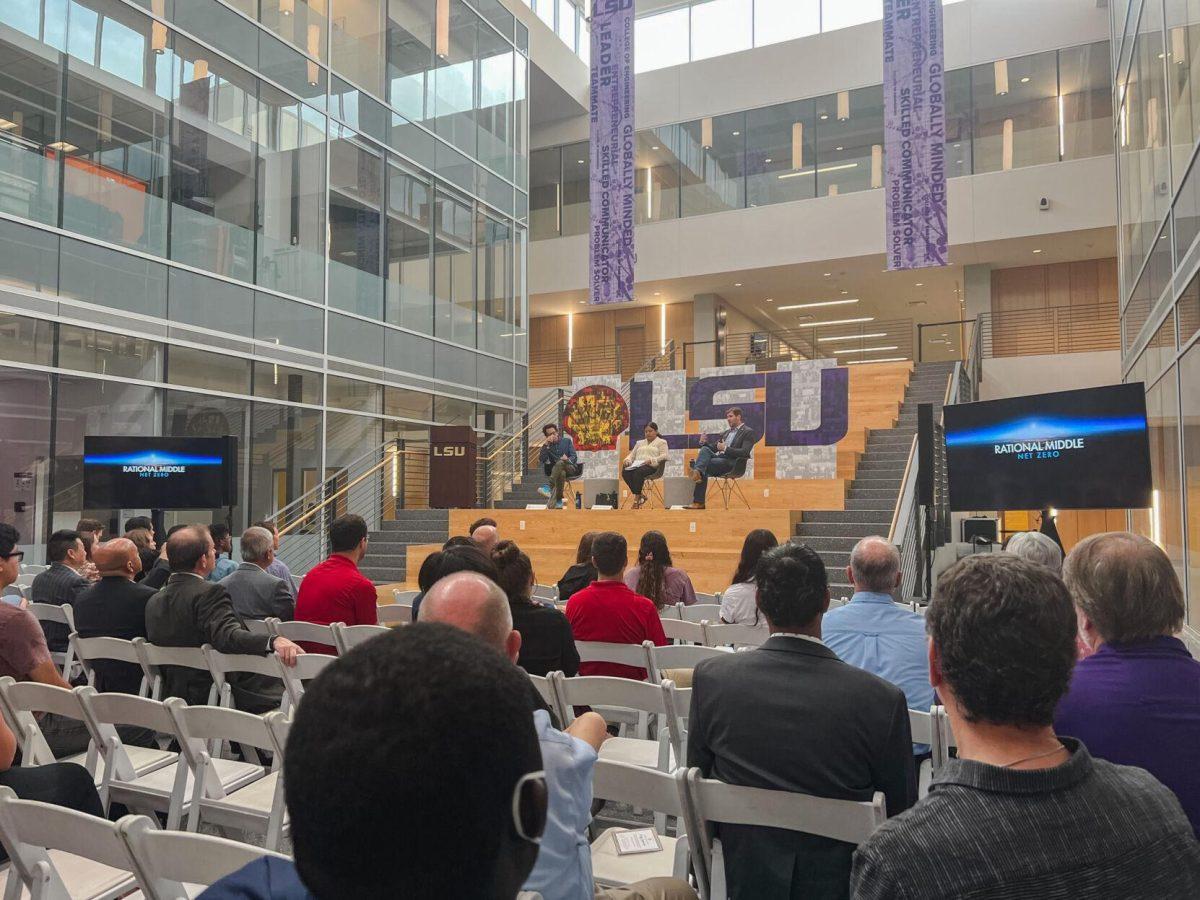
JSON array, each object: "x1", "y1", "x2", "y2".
[{"x1": 851, "y1": 554, "x2": 1200, "y2": 900}]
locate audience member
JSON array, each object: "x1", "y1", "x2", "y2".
[
  {"x1": 822, "y1": 537, "x2": 934, "y2": 729},
  {"x1": 72, "y1": 538, "x2": 154, "y2": 694},
  {"x1": 418, "y1": 572, "x2": 695, "y2": 900},
  {"x1": 124, "y1": 515, "x2": 153, "y2": 535},
  {"x1": 689, "y1": 542, "x2": 915, "y2": 898},
  {"x1": 1005, "y1": 529, "x2": 1064, "y2": 574},
  {"x1": 443, "y1": 535, "x2": 477, "y2": 550},
  {"x1": 78, "y1": 530, "x2": 96, "y2": 564},
  {"x1": 1055, "y1": 532, "x2": 1200, "y2": 837},
  {"x1": 687, "y1": 407, "x2": 758, "y2": 510},
  {"x1": 472, "y1": 524, "x2": 500, "y2": 555},
  {"x1": 851, "y1": 554, "x2": 1200, "y2": 899},
  {"x1": 141, "y1": 523, "x2": 186, "y2": 590},
  {"x1": 622, "y1": 422, "x2": 669, "y2": 509},
  {"x1": 206, "y1": 523, "x2": 239, "y2": 582},
  {"x1": 252, "y1": 520, "x2": 295, "y2": 593},
  {"x1": 469, "y1": 516, "x2": 498, "y2": 534},
  {"x1": 492, "y1": 540, "x2": 579, "y2": 677},
  {"x1": 1039, "y1": 506, "x2": 1065, "y2": 552},
  {"x1": 125, "y1": 526, "x2": 158, "y2": 579},
  {"x1": 75, "y1": 518, "x2": 104, "y2": 544},
  {"x1": 565, "y1": 532, "x2": 667, "y2": 679},
  {"x1": 538, "y1": 423, "x2": 579, "y2": 509},
  {"x1": 29, "y1": 529, "x2": 91, "y2": 652},
  {"x1": 221, "y1": 527, "x2": 295, "y2": 622},
  {"x1": 203, "y1": 624, "x2": 548, "y2": 899},
  {"x1": 145, "y1": 526, "x2": 301, "y2": 711},
  {"x1": 556, "y1": 531, "x2": 598, "y2": 604},
  {"x1": 294, "y1": 514, "x2": 377, "y2": 653},
  {"x1": 0, "y1": 525, "x2": 142, "y2": 756},
  {"x1": 624, "y1": 531, "x2": 696, "y2": 610},
  {"x1": 409, "y1": 544, "x2": 500, "y2": 621},
  {"x1": 718, "y1": 528, "x2": 777, "y2": 630}
]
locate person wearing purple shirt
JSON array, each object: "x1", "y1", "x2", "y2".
[
  {"x1": 623, "y1": 531, "x2": 697, "y2": 609},
  {"x1": 1055, "y1": 532, "x2": 1200, "y2": 836}
]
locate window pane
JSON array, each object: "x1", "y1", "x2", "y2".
[
  {"x1": 328, "y1": 128, "x2": 385, "y2": 318},
  {"x1": 747, "y1": 100, "x2": 815, "y2": 206},
  {"x1": 386, "y1": 161, "x2": 434, "y2": 333},
  {"x1": 331, "y1": 0, "x2": 386, "y2": 95},
  {"x1": 60, "y1": 236, "x2": 167, "y2": 318},
  {"x1": 57, "y1": 324, "x2": 161, "y2": 380},
  {"x1": 385, "y1": 386, "x2": 434, "y2": 420},
  {"x1": 972, "y1": 50, "x2": 1060, "y2": 174},
  {"x1": 561, "y1": 142, "x2": 589, "y2": 236},
  {"x1": 945, "y1": 67, "x2": 973, "y2": 177},
  {"x1": 535, "y1": 0, "x2": 555, "y2": 31},
  {"x1": 327, "y1": 374, "x2": 382, "y2": 412},
  {"x1": 1167, "y1": 0, "x2": 1200, "y2": 190},
  {"x1": 1059, "y1": 41, "x2": 1113, "y2": 162},
  {"x1": 434, "y1": 394, "x2": 474, "y2": 424},
  {"x1": 556, "y1": 0, "x2": 575, "y2": 49},
  {"x1": 257, "y1": 86, "x2": 326, "y2": 303},
  {"x1": 167, "y1": 346, "x2": 252, "y2": 394},
  {"x1": 388, "y1": 0, "x2": 435, "y2": 124},
  {"x1": 252, "y1": 362, "x2": 321, "y2": 404},
  {"x1": 813, "y1": 86, "x2": 883, "y2": 196},
  {"x1": 477, "y1": 213, "x2": 513, "y2": 357},
  {"x1": 635, "y1": 9, "x2": 690, "y2": 74},
  {"x1": 477, "y1": 26, "x2": 514, "y2": 177},
  {"x1": 691, "y1": 0, "x2": 752, "y2": 62},
  {"x1": 0, "y1": 369, "x2": 51, "y2": 545},
  {"x1": 248, "y1": 401, "x2": 322, "y2": 523},
  {"x1": 433, "y1": 0, "x2": 477, "y2": 157},
  {"x1": 433, "y1": 190, "x2": 476, "y2": 344},
  {"x1": 636, "y1": 127, "x2": 682, "y2": 223},
  {"x1": 1181, "y1": 343, "x2": 1200, "y2": 627},
  {"x1": 822, "y1": 0, "x2": 881, "y2": 31},
  {"x1": 164, "y1": 390, "x2": 249, "y2": 525},
  {"x1": 329, "y1": 313, "x2": 385, "y2": 364},
  {"x1": 754, "y1": 0, "x2": 819, "y2": 46},
  {"x1": 260, "y1": 0, "x2": 327, "y2": 62},
  {"x1": 385, "y1": 328, "x2": 435, "y2": 375},
  {"x1": 681, "y1": 112, "x2": 745, "y2": 216},
  {"x1": 168, "y1": 267, "x2": 253, "y2": 336},
  {"x1": 530, "y1": 147, "x2": 562, "y2": 239},
  {"x1": 0, "y1": 219, "x2": 59, "y2": 295},
  {"x1": 1132, "y1": 373, "x2": 1185, "y2": 588},
  {"x1": 254, "y1": 291, "x2": 325, "y2": 353},
  {"x1": 1180, "y1": 271, "x2": 1200, "y2": 346},
  {"x1": 0, "y1": 313, "x2": 54, "y2": 367}
]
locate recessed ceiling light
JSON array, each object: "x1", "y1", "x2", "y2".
[
  {"x1": 835, "y1": 345, "x2": 900, "y2": 354},
  {"x1": 840, "y1": 290, "x2": 849, "y2": 294},
  {"x1": 777, "y1": 298, "x2": 860, "y2": 311},
  {"x1": 577, "y1": 159, "x2": 585, "y2": 164},
  {"x1": 734, "y1": 282, "x2": 742, "y2": 287},
  {"x1": 1020, "y1": 76, "x2": 1030, "y2": 83},
  {"x1": 835, "y1": 146, "x2": 843, "y2": 151},
  {"x1": 764, "y1": 157, "x2": 773, "y2": 163},
  {"x1": 1033, "y1": 249, "x2": 1043, "y2": 253},
  {"x1": 651, "y1": 145, "x2": 660, "y2": 150},
  {"x1": 48, "y1": 141, "x2": 77, "y2": 153},
  {"x1": 654, "y1": 291, "x2": 661, "y2": 295},
  {"x1": 819, "y1": 113, "x2": 829, "y2": 120},
  {"x1": 765, "y1": 297, "x2": 774, "y2": 302},
  {"x1": 914, "y1": 282, "x2": 923, "y2": 287},
  {"x1": 731, "y1": 130, "x2": 740, "y2": 135},
  {"x1": 818, "y1": 332, "x2": 888, "y2": 342},
  {"x1": 0, "y1": 118, "x2": 18, "y2": 131},
  {"x1": 823, "y1": 272, "x2": 832, "y2": 277}
]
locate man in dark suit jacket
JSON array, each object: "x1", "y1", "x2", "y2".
[
  {"x1": 29, "y1": 529, "x2": 93, "y2": 652},
  {"x1": 73, "y1": 538, "x2": 155, "y2": 694},
  {"x1": 145, "y1": 525, "x2": 302, "y2": 712},
  {"x1": 688, "y1": 407, "x2": 759, "y2": 509},
  {"x1": 220, "y1": 526, "x2": 294, "y2": 622},
  {"x1": 687, "y1": 542, "x2": 916, "y2": 900}
]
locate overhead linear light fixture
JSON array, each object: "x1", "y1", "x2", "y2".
[
  {"x1": 871, "y1": 144, "x2": 883, "y2": 189},
  {"x1": 837, "y1": 91, "x2": 850, "y2": 121},
  {"x1": 734, "y1": 282, "x2": 742, "y2": 287},
  {"x1": 151, "y1": 0, "x2": 168, "y2": 53},
  {"x1": 810, "y1": 316, "x2": 875, "y2": 327},
  {"x1": 436, "y1": 0, "x2": 450, "y2": 59},
  {"x1": 280, "y1": 0, "x2": 294, "y2": 15},
  {"x1": 777, "y1": 298, "x2": 859, "y2": 311},
  {"x1": 567, "y1": 313, "x2": 574, "y2": 362},
  {"x1": 1058, "y1": 94, "x2": 1065, "y2": 158},
  {"x1": 701, "y1": 117, "x2": 713, "y2": 149},
  {"x1": 835, "y1": 346, "x2": 900, "y2": 354},
  {"x1": 994, "y1": 58, "x2": 1009, "y2": 95},
  {"x1": 778, "y1": 161, "x2": 859, "y2": 180},
  {"x1": 660, "y1": 304, "x2": 667, "y2": 353},
  {"x1": 792, "y1": 121, "x2": 804, "y2": 169},
  {"x1": 845, "y1": 357, "x2": 908, "y2": 364},
  {"x1": 48, "y1": 140, "x2": 78, "y2": 153},
  {"x1": 1002, "y1": 118, "x2": 1014, "y2": 170},
  {"x1": 818, "y1": 332, "x2": 887, "y2": 342},
  {"x1": 307, "y1": 24, "x2": 321, "y2": 84}
]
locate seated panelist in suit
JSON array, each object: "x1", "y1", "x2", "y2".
[
  {"x1": 145, "y1": 525, "x2": 302, "y2": 713},
  {"x1": 688, "y1": 406, "x2": 759, "y2": 510},
  {"x1": 688, "y1": 542, "x2": 916, "y2": 900},
  {"x1": 220, "y1": 526, "x2": 295, "y2": 623},
  {"x1": 73, "y1": 538, "x2": 156, "y2": 694}
]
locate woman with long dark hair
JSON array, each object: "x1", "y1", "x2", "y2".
[
  {"x1": 492, "y1": 540, "x2": 579, "y2": 677},
  {"x1": 719, "y1": 529, "x2": 778, "y2": 628},
  {"x1": 623, "y1": 530, "x2": 696, "y2": 610},
  {"x1": 556, "y1": 531, "x2": 598, "y2": 604}
]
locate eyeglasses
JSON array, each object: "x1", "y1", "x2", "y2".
[
  {"x1": 511, "y1": 769, "x2": 547, "y2": 845},
  {"x1": 0, "y1": 551, "x2": 23, "y2": 563}
]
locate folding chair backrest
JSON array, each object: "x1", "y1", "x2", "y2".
[
  {"x1": 645, "y1": 644, "x2": 730, "y2": 682},
  {"x1": 592, "y1": 759, "x2": 685, "y2": 818},
  {"x1": 264, "y1": 711, "x2": 291, "y2": 759},
  {"x1": 72, "y1": 634, "x2": 148, "y2": 691},
  {"x1": 81, "y1": 689, "x2": 176, "y2": 736},
  {"x1": 526, "y1": 673, "x2": 565, "y2": 724},
  {"x1": 694, "y1": 592, "x2": 720, "y2": 604},
  {"x1": 28, "y1": 603, "x2": 73, "y2": 629},
  {"x1": 574, "y1": 640, "x2": 652, "y2": 671},
  {"x1": 243, "y1": 619, "x2": 272, "y2": 637},
  {"x1": 135, "y1": 639, "x2": 215, "y2": 702},
  {"x1": 332, "y1": 622, "x2": 390, "y2": 654},
  {"x1": 376, "y1": 604, "x2": 410, "y2": 626},
  {"x1": 203, "y1": 646, "x2": 281, "y2": 683},
  {"x1": 663, "y1": 604, "x2": 684, "y2": 621},
  {"x1": 661, "y1": 619, "x2": 705, "y2": 643},
  {"x1": 272, "y1": 620, "x2": 337, "y2": 646},
  {"x1": 552, "y1": 672, "x2": 668, "y2": 719},
  {"x1": 392, "y1": 589, "x2": 420, "y2": 604},
  {"x1": 933, "y1": 705, "x2": 955, "y2": 766},
  {"x1": 280, "y1": 653, "x2": 336, "y2": 707},
  {"x1": 678, "y1": 604, "x2": 722, "y2": 624},
  {"x1": 120, "y1": 815, "x2": 287, "y2": 899},
  {"x1": 701, "y1": 621, "x2": 768, "y2": 649},
  {"x1": 531, "y1": 584, "x2": 558, "y2": 602},
  {"x1": 166, "y1": 698, "x2": 274, "y2": 757},
  {"x1": 0, "y1": 678, "x2": 94, "y2": 767},
  {"x1": 0, "y1": 786, "x2": 137, "y2": 892},
  {"x1": 908, "y1": 708, "x2": 933, "y2": 747}
]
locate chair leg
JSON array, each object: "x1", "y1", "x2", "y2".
[{"x1": 729, "y1": 478, "x2": 751, "y2": 510}]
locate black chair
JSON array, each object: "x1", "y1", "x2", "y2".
[
  {"x1": 543, "y1": 460, "x2": 584, "y2": 505},
  {"x1": 707, "y1": 455, "x2": 752, "y2": 510},
  {"x1": 623, "y1": 459, "x2": 667, "y2": 509}
]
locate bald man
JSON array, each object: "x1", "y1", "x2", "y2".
[
  {"x1": 419, "y1": 572, "x2": 697, "y2": 900},
  {"x1": 470, "y1": 524, "x2": 499, "y2": 556},
  {"x1": 73, "y1": 539, "x2": 157, "y2": 693}
]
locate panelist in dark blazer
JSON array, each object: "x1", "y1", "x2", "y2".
[
  {"x1": 145, "y1": 525, "x2": 302, "y2": 712},
  {"x1": 73, "y1": 538, "x2": 156, "y2": 694},
  {"x1": 687, "y1": 406, "x2": 759, "y2": 509},
  {"x1": 220, "y1": 526, "x2": 295, "y2": 622},
  {"x1": 29, "y1": 529, "x2": 92, "y2": 652},
  {"x1": 687, "y1": 542, "x2": 916, "y2": 900}
]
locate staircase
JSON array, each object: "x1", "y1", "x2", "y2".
[
  {"x1": 794, "y1": 361, "x2": 957, "y2": 600},
  {"x1": 359, "y1": 509, "x2": 450, "y2": 585},
  {"x1": 496, "y1": 475, "x2": 554, "y2": 509}
]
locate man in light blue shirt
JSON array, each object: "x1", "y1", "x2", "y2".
[
  {"x1": 823, "y1": 537, "x2": 934, "y2": 748},
  {"x1": 206, "y1": 523, "x2": 239, "y2": 582}
]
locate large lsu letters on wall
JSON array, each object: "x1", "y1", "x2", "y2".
[{"x1": 566, "y1": 360, "x2": 849, "y2": 479}]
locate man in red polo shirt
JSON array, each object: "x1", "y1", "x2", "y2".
[
  {"x1": 294, "y1": 514, "x2": 377, "y2": 653},
  {"x1": 565, "y1": 531, "x2": 667, "y2": 679}
]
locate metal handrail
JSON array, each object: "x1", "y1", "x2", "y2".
[
  {"x1": 888, "y1": 434, "x2": 919, "y2": 543},
  {"x1": 479, "y1": 390, "x2": 564, "y2": 462},
  {"x1": 271, "y1": 437, "x2": 397, "y2": 527}
]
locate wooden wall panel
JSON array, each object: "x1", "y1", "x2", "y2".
[{"x1": 990, "y1": 258, "x2": 1120, "y2": 357}]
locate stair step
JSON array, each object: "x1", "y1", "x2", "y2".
[
  {"x1": 816, "y1": 551, "x2": 852, "y2": 567},
  {"x1": 795, "y1": 521, "x2": 888, "y2": 538},
  {"x1": 359, "y1": 567, "x2": 406, "y2": 583},
  {"x1": 369, "y1": 530, "x2": 447, "y2": 543},
  {"x1": 361, "y1": 553, "x2": 408, "y2": 567},
  {"x1": 845, "y1": 498, "x2": 898, "y2": 511},
  {"x1": 797, "y1": 536, "x2": 860, "y2": 552},
  {"x1": 799, "y1": 510, "x2": 893, "y2": 525},
  {"x1": 847, "y1": 487, "x2": 898, "y2": 499}
]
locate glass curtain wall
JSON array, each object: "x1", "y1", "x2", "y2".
[{"x1": 531, "y1": 41, "x2": 1113, "y2": 236}]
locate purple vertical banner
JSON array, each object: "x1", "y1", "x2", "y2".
[
  {"x1": 589, "y1": 0, "x2": 636, "y2": 305},
  {"x1": 883, "y1": 0, "x2": 948, "y2": 270}
]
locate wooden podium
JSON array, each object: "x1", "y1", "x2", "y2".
[{"x1": 429, "y1": 426, "x2": 477, "y2": 509}]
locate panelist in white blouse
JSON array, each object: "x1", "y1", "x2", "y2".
[{"x1": 622, "y1": 422, "x2": 670, "y2": 509}]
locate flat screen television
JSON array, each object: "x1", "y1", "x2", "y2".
[
  {"x1": 83, "y1": 436, "x2": 237, "y2": 510},
  {"x1": 943, "y1": 383, "x2": 1152, "y2": 512}
]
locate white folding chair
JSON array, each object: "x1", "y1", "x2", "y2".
[
  {"x1": 575, "y1": 640, "x2": 655, "y2": 680},
  {"x1": 531, "y1": 584, "x2": 558, "y2": 602},
  {"x1": 590, "y1": 761, "x2": 691, "y2": 888},
  {"x1": 28, "y1": 603, "x2": 78, "y2": 679},
  {"x1": 935, "y1": 705, "x2": 955, "y2": 765},
  {"x1": 70, "y1": 634, "x2": 152, "y2": 696},
  {"x1": 134, "y1": 640, "x2": 218, "y2": 706},
  {"x1": 376, "y1": 604, "x2": 410, "y2": 626},
  {"x1": 550, "y1": 672, "x2": 674, "y2": 770},
  {"x1": 20, "y1": 565, "x2": 48, "y2": 576},
  {"x1": 269, "y1": 620, "x2": 337, "y2": 649},
  {"x1": 202, "y1": 646, "x2": 286, "y2": 713},
  {"x1": 242, "y1": 619, "x2": 272, "y2": 637},
  {"x1": 0, "y1": 786, "x2": 140, "y2": 900},
  {"x1": 909, "y1": 708, "x2": 936, "y2": 799},
  {"x1": 681, "y1": 768, "x2": 887, "y2": 900},
  {"x1": 526, "y1": 672, "x2": 566, "y2": 725},
  {"x1": 660, "y1": 604, "x2": 683, "y2": 621},
  {"x1": 700, "y1": 621, "x2": 768, "y2": 649},
  {"x1": 677, "y1": 604, "x2": 722, "y2": 624},
  {"x1": 15, "y1": 575, "x2": 36, "y2": 588},
  {"x1": 164, "y1": 701, "x2": 289, "y2": 850},
  {"x1": 662, "y1": 682, "x2": 691, "y2": 765},
  {"x1": 661, "y1": 619, "x2": 705, "y2": 644},
  {"x1": 278, "y1": 653, "x2": 337, "y2": 709},
  {"x1": 0, "y1": 677, "x2": 98, "y2": 775},
  {"x1": 694, "y1": 592, "x2": 720, "y2": 605},
  {"x1": 331, "y1": 623, "x2": 390, "y2": 655},
  {"x1": 644, "y1": 644, "x2": 731, "y2": 683},
  {"x1": 120, "y1": 815, "x2": 288, "y2": 900},
  {"x1": 392, "y1": 589, "x2": 420, "y2": 605},
  {"x1": 78, "y1": 693, "x2": 258, "y2": 828}
]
